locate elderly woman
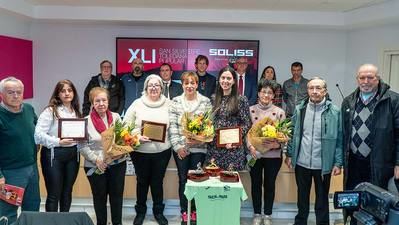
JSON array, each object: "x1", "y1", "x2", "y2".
[
  {"x1": 259, "y1": 66, "x2": 283, "y2": 108},
  {"x1": 79, "y1": 87, "x2": 126, "y2": 225},
  {"x1": 247, "y1": 80, "x2": 285, "y2": 225},
  {"x1": 124, "y1": 74, "x2": 171, "y2": 225},
  {"x1": 35, "y1": 80, "x2": 81, "y2": 212},
  {"x1": 206, "y1": 66, "x2": 252, "y2": 171},
  {"x1": 169, "y1": 71, "x2": 212, "y2": 223}
]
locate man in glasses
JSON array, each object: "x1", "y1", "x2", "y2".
[{"x1": 286, "y1": 77, "x2": 343, "y2": 225}]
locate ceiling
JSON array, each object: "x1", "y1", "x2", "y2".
[
  {"x1": 24, "y1": 0, "x2": 389, "y2": 12},
  {"x1": 1, "y1": 0, "x2": 397, "y2": 29}
]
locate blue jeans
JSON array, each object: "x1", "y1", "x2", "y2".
[{"x1": 0, "y1": 164, "x2": 40, "y2": 225}]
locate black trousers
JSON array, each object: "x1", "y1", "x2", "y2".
[
  {"x1": 249, "y1": 157, "x2": 282, "y2": 215},
  {"x1": 131, "y1": 149, "x2": 171, "y2": 215},
  {"x1": 294, "y1": 165, "x2": 331, "y2": 225},
  {"x1": 173, "y1": 151, "x2": 206, "y2": 213},
  {"x1": 345, "y1": 151, "x2": 371, "y2": 225},
  {"x1": 85, "y1": 161, "x2": 127, "y2": 225},
  {"x1": 40, "y1": 146, "x2": 79, "y2": 212}
]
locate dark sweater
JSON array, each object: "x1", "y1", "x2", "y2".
[{"x1": 0, "y1": 103, "x2": 37, "y2": 178}]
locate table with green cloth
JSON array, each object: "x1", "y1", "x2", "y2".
[{"x1": 184, "y1": 176, "x2": 248, "y2": 225}]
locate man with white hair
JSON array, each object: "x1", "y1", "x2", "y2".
[
  {"x1": 0, "y1": 77, "x2": 40, "y2": 224},
  {"x1": 342, "y1": 64, "x2": 399, "y2": 224}
]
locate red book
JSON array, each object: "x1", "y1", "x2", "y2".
[{"x1": 0, "y1": 184, "x2": 25, "y2": 206}]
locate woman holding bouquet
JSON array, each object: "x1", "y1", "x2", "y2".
[
  {"x1": 79, "y1": 87, "x2": 127, "y2": 225},
  {"x1": 124, "y1": 74, "x2": 171, "y2": 225},
  {"x1": 247, "y1": 80, "x2": 285, "y2": 225},
  {"x1": 206, "y1": 66, "x2": 252, "y2": 171},
  {"x1": 34, "y1": 79, "x2": 82, "y2": 212},
  {"x1": 169, "y1": 71, "x2": 212, "y2": 223}
]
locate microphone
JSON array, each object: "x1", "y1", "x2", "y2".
[{"x1": 336, "y1": 83, "x2": 345, "y2": 100}]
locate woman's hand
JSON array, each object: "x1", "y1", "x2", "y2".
[
  {"x1": 0, "y1": 177, "x2": 5, "y2": 190},
  {"x1": 262, "y1": 139, "x2": 280, "y2": 150},
  {"x1": 139, "y1": 135, "x2": 151, "y2": 143},
  {"x1": 284, "y1": 157, "x2": 293, "y2": 169},
  {"x1": 59, "y1": 138, "x2": 76, "y2": 146},
  {"x1": 95, "y1": 159, "x2": 108, "y2": 172},
  {"x1": 186, "y1": 138, "x2": 203, "y2": 146},
  {"x1": 249, "y1": 145, "x2": 257, "y2": 159},
  {"x1": 225, "y1": 143, "x2": 237, "y2": 150},
  {"x1": 177, "y1": 148, "x2": 188, "y2": 159}
]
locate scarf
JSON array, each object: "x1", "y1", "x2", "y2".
[{"x1": 90, "y1": 109, "x2": 113, "y2": 133}]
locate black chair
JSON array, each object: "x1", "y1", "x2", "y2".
[{"x1": 15, "y1": 211, "x2": 94, "y2": 225}]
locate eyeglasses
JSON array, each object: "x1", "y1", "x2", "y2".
[
  {"x1": 147, "y1": 83, "x2": 161, "y2": 88},
  {"x1": 5, "y1": 90, "x2": 23, "y2": 96},
  {"x1": 307, "y1": 86, "x2": 325, "y2": 92},
  {"x1": 259, "y1": 91, "x2": 274, "y2": 96},
  {"x1": 236, "y1": 62, "x2": 248, "y2": 65}
]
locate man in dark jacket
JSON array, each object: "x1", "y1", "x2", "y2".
[
  {"x1": 342, "y1": 64, "x2": 399, "y2": 224},
  {"x1": 82, "y1": 60, "x2": 125, "y2": 116}
]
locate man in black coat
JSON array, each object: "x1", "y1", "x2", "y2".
[
  {"x1": 341, "y1": 63, "x2": 399, "y2": 224},
  {"x1": 82, "y1": 60, "x2": 125, "y2": 116}
]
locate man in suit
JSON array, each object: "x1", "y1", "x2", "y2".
[
  {"x1": 195, "y1": 55, "x2": 216, "y2": 99},
  {"x1": 234, "y1": 56, "x2": 257, "y2": 105},
  {"x1": 159, "y1": 63, "x2": 183, "y2": 99}
]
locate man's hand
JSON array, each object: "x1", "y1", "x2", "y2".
[
  {"x1": 332, "y1": 166, "x2": 341, "y2": 176},
  {"x1": 59, "y1": 138, "x2": 76, "y2": 146}
]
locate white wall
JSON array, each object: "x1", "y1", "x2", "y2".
[
  {"x1": 344, "y1": 23, "x2": 399, "y2": 96},
  {"x1": 31, "y1": 22, "x2": 347, "y2": 112},
  {"x1": 0, "y1": 10, "x2": 31, "y2": 39}
]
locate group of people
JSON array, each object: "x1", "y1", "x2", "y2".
[{"x1": 0, "y1": 54, "x2": 398, "y2": 225}]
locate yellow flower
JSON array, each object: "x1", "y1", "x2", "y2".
[
  {"x1": 261, "y1": 124, "x2": 277, "y2": 138},
  {"x1": 120, "y1": 129, "x2": 129, "y2": 137}
]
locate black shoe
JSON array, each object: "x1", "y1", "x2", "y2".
[
  {"x1": 154, "y1": 213, "x2": 168, "y2": 225},
  {"x1": 133, "y1": 213, "x2": 145, "y2": 225}
]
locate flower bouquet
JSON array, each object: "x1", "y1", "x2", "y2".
[
  {"x1": 100, "y1": 119, "x2": 140, "y2": 163},
  {"x1": 248, "y1": 117, "x2": 292, "y2": 154},
  {"x1": 181, "y1": 110, "x2": 215, "y2": 142}
]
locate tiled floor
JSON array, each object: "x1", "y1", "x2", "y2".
[{"x1": 42, "y1": 198, "x2": 344, "y2": 225}]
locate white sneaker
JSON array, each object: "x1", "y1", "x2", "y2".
[
  {"x1": 263, "y1": 215, "x2": 272, "y2": 225},
  {"x1": 252, "y1": 214, "x2": 263, "y2": 225}
]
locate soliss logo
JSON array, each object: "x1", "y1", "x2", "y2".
[{"x1": 209, "y1": 49, "x2": 254, "y2": 57}]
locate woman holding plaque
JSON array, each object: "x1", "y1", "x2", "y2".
[
  {"x1": 169, "y1": 71, "x2": 212, "y2": 223},
  {"x1": 247, "y1": 80, "x2": 285, "y2": 225},
  {"x1": 206, "y1": 66, "x2": 252, "y2": 171},
  {"x1": 259, "y1": 66, "x2": 283, "y2": 108},
  {"x1": 79, "y1": 87, "x2": 126, "y2": 225},
  {"x1": 124, "y1": 74, "x2": 171, "y2": 225},
  {"x1": 34, "y1": 79, "x2": 82, "y2": 212}
]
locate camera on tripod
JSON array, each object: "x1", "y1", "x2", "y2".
[{"x1": 333, "y1": 182, "x2": 399, "y2": 225}]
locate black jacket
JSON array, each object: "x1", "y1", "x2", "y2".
[
  {"x1": 82, "y1": 74, "x2": 125, "y2": 116},
  {"x1": 342, "y1": 81, "x2": 399, "y2": 189}
]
